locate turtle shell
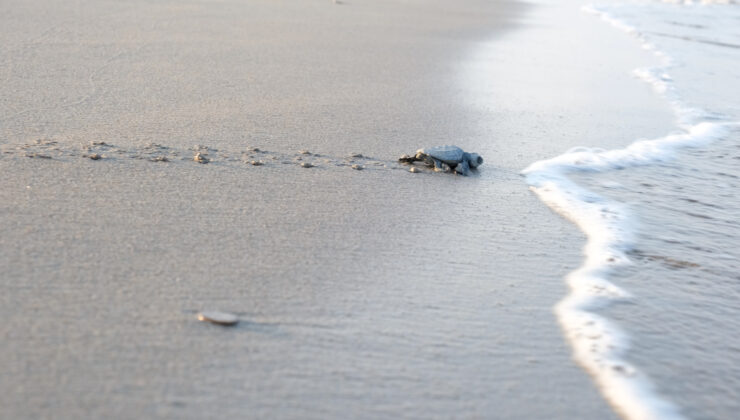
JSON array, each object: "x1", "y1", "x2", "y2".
[{"x1": 416, "y1": 145, "x2": 465, "y2": 165}]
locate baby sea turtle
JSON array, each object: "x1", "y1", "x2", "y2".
[{"x1": 399, "y1": 145, "x2": 483, "y2": 176}]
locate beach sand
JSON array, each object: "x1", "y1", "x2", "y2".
[{"x1": 0, "y1": 0, "x2": 675, "y2": 418}]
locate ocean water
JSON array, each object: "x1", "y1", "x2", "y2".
[{"x1": 524, "y1": 1, "x2": 740, "y2": 419}]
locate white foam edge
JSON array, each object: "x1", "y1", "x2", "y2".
[
  {"x1": 521, "y1": 4, "x2": 739, "y2": 420},
  {"x1": 525, "y1": 123, "x2": 736, "y2": 420},
  {"x1": 583, "y1": 4, "x2": 724, "y2": 127},
  {"x1": 521, "y1": 125, "x2": 727, "y2": 420},
  {"x1": 660, "y1": 0, "x2": 739, "y2": 5}
]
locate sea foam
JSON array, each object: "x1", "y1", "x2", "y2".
[{"x1": 523, "y1": 3, "x2": 737, "y2": 420}]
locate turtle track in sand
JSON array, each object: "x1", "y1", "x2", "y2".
[{"x1": 0, "y1": 138, "x2": 430, "y2": 174}]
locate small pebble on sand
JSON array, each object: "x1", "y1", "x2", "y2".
[
  {"x1": 299, "y1": 150, "x2": 311, "y2": 155},
  {"x1": 193, "y1": 153, "x2": 209, "y2": 164},
  {"x1": 87, "y1": 153, "x2": 102, "y2": 160},
  {"x1": 409, "y1": 167, "x2": 420, "y2": 173},
  {"x1": 250, "y1": 160, "x2": 263, "y2": 166},
  {"x1": 352, "y1": 164, "x2": 363, "y2": 170},
  {"x1": 300, "y1": 162, "x2": 314, "y2": 168},
  {"x1": 197, "y1": 311, "x2": 239, "y2": 326}
]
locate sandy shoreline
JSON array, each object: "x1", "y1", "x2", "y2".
[{"x1": 1, "y1": 0, "x2": 676, "y2": 418}]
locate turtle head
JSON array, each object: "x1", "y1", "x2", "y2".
[{"x1": 464, "y1": 152, "x2": 483, "y2": 169}]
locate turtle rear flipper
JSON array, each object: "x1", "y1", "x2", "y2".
[
  {"x1": 433, "y1": 158, "x2": 452, "y2": 173},
  {"x1": 398, "y1": 154, "x2": 417, "y2": 164}
]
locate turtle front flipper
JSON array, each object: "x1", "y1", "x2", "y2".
[{"x1": 454, "y1": 159, "x2": 470, "y2": 176}]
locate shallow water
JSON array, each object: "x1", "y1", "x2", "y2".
[
  {"x1": 583, "y1": 127, "x2": 740, "y2": 420},
  {"x1": 527, "y1": 1, "x2": 740, "y2": 418}
]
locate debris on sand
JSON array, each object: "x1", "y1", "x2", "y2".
[
  {"x1": 26, "y1": 153, "x2": 52, "y2": 159},
  {"x1": 197, "y1": 311, "x2": 239, "y2": 326},
  {"x1": 193, "y1": 153, "x2": 210, "y2": 164}
]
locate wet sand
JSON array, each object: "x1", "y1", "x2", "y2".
[{"x1": 0, "y1": 0, "x2": 675, "y2": 418}]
